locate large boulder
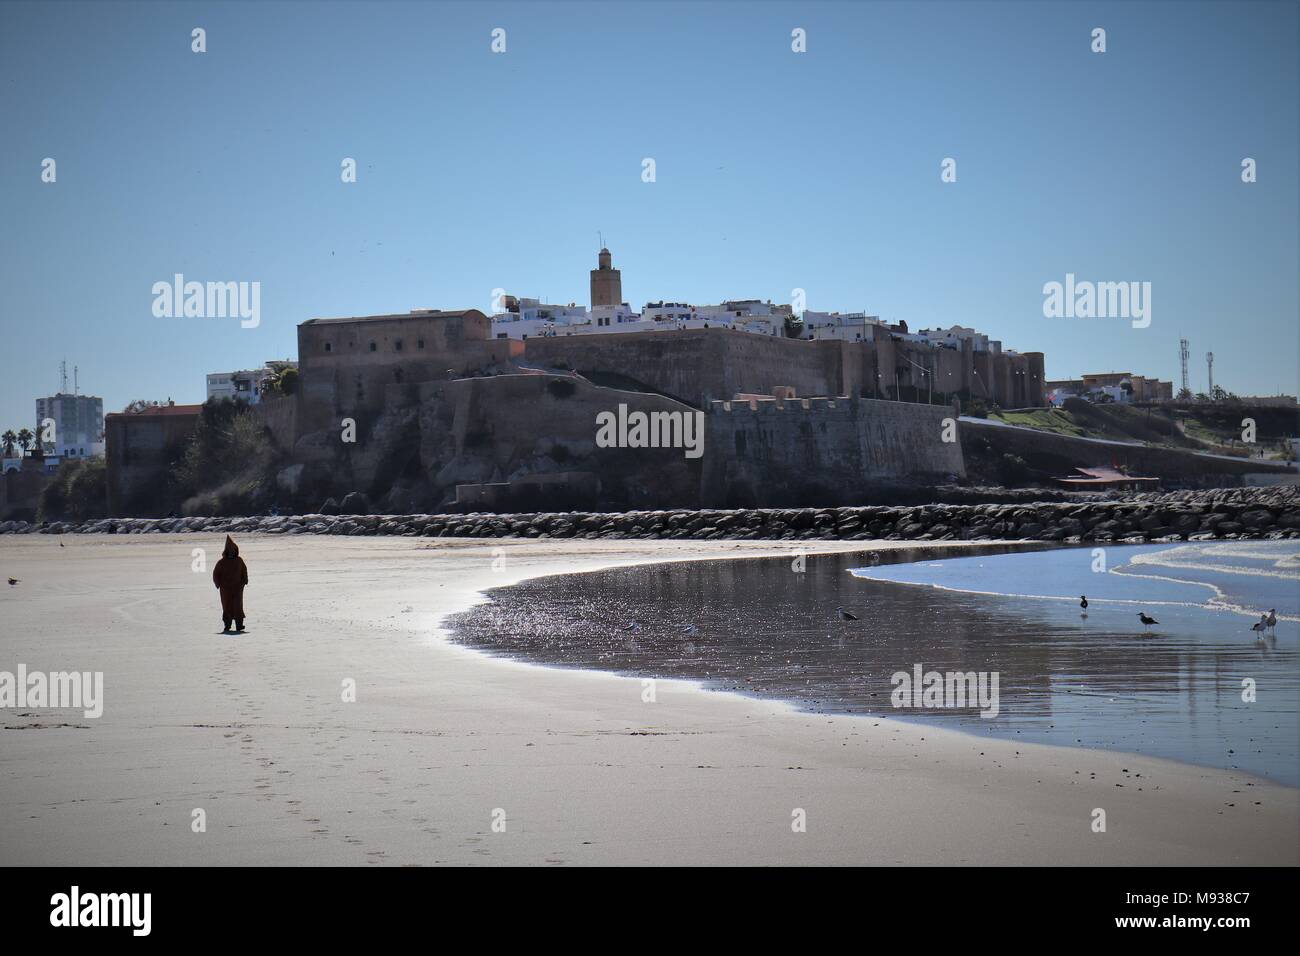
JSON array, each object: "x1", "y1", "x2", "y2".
[{"x1": 1238, "y1": 509, "x2": 1275, "y2": 530}]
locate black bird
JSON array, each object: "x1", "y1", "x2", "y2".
[
  {"x1": 1080, "y1": 595, "x2": 1088, "y2": 616},
  {"x1": 1137, "y1": 612, "x2": 1159, "y2": 629},
  {"x1": 7, "y1": 577, "x2": 18, "y2": 586},
  {"x1": 1266, "y1": 609, "x2": 1277, "y2": 636},
  {"x1": 837, "y1": 606, "x2": 858, "y2": 621},
  {"x1": 1251, "y1": 616, "x2": 1268, "y2": 636}
]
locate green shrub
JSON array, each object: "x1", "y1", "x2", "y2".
[
  {"x1": 174, "y1": 401, "x2": 273, "y2": 496},
  {"x1": 37, "y1": 457, "x2": 108, "y2": 522},
  {"x1": 171, "y1": 399, "x2": 279, "y2": 515}
]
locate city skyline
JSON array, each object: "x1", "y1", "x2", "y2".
[{"x1": 2, "y1": 0, "x2": 1297, "y2": 428}]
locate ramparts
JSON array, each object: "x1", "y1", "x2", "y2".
[{"x1": 703, "y1": 395, "x2": 966, "y2": 507}]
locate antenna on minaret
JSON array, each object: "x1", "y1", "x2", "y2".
[
  {"x1": 598, "y1": 231, "x2": 603, "y2": 250},
  {"x1": 59, "y1": 359, "x2": 68, "y2": 394},
  {"x1": 74, "y1": 365, "x2": 79, "y2": 395}
]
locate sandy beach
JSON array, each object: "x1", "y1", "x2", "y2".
[{"x1": 1, "y1": 533, "x2": 1295, "y2": 866}]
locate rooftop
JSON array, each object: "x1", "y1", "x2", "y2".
[
  {"x1": 106, "y1": 403, "x2": 203, "y2": 419},
  {"x1": 301, "y1": 309, "x2": 481, "y2": 326}
]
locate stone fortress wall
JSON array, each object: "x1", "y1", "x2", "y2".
[
  {"x1": 703, "y1": 394, "x2": 966, "y2": 507},
  {"x1": 523, "y1": 326, "x2": 1043, "y2": 410}
]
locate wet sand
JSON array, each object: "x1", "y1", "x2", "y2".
[
  {"x1": 448, "y1": 544, "x2": 1300, "y2": 784},
  {"x1": 1, "y1": 534, "x2": 1295, "y2": 865}
]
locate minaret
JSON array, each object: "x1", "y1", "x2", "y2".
[{"x1": 590, "y1": 247, "x2": 622, "y2": 308}]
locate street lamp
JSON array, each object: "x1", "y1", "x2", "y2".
[{"x1": 901, "y1": 355, "x2": 932, "y2": 405}]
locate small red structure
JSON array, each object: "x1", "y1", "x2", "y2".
[{"x1": 1055, "y1": 466, "x2": 1161, "y2": 490}]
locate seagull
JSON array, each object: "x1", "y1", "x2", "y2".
[
  {"x1": 837, "y1": 607, "x2": 858, "y2": 621},
  {"x1": 1137, "y1": 612, "x2": 1159, "y2": 632},
  {"x1": 1079, "y1": 595, "x2": 1088, "y2": 617},
  {"x1": 624, "y1": 621, "x2": 640, "y2": 633},
  {"x1": 1266, "y1": 609, "x2": 1277, "y2": 636},
  {"x1": 1251, "y1": 616, "x2": 1268, "y2": 637},
  {"x1": 679, "y1": 624, "x2": 698, "y2": 636},
  {"x1": 6, "y1": 578, "x2": 18, "y2": 586}
]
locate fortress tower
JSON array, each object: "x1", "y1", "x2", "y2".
[{"x1": 589, "y1": 247, "x2": 622, "y2": 308}]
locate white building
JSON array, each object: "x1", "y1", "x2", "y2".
[
  {"x1": 916, "y1": 325, "x2": 992, "y2": 352},
  {"x1": 589, "y1": 303, "x2": 644, "y2": 330},
  {"x1": 641, "y1": 301, "x2": 695, "y2": 326},
  {"x1": 491, "y1": 297, "x2": 596, "y2": 339},
  {"x1": 697, "y1": 300, "x2": 789, "y2": 335},
  {"x1": 1093, "y1": 383, "x2": 1132, "y2": 404},
  {"x1": 35, "y1": 393, "x2": 104, "y2": 459},
  {"x1": 206, "y1": 361, "x2": 296, "y2": 404},
  {"x1": 800, "y1": 311, "x2": 881, "y2": 341}
]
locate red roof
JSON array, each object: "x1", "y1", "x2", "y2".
[
  {"x1": 106, "y1": 404, "x2": 203, "y2": 419},
  {"x1": 1057, "y1": 466, "x2": 1159, "y2": 485}
]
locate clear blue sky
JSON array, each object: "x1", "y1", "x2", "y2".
[{"x1": 1, "y1": 0, "x2": 1296, "y2": 430}]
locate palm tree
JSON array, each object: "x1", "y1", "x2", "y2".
[
  {"x1": 16, "y1": 428, "x2": 34, "y2": 454},
  {"x1": 1, "y1": 430, "x2": 16, "y2": 457}
]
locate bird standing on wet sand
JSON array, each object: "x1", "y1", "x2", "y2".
[
  {"x1": 1251, "y1": 616, "x2": 1268, "y2": 637},
  {"x1": 6, "y1": 578, "x2": 18, "y2": 586},
  {"x1": 1080, "y1": 595, "x2": 1088, "y2": 617},
  {"x1": 1266, "y1": 609, "x2": 1277, "y2": 636},
  {"x1": 1137, "y1": 612, "x2": 1159, "y2": 632},
  {"x1": 837, "y1": 607, "x2": 858, "y2": 621}
]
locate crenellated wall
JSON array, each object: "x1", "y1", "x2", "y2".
[
  {"x1": 524, "y1": 326, "x2": 1044, "y2": 411},
  {"x1": 295, "y1": 310, "x2": 517, "y2": 437},
  {"x1": 280, "y1": 312, "x2": 1043, "y2": 513},
  {"x1": 702, "y1": 395, "x2": 966, "y2": 507},
  {"x1": 522, "y1": 328, "x2": 855, "y2": 408}
]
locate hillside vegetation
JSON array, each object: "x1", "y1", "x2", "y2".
[{"x1": 990, "y1": 399, "x2": 1297, "y2": 460}]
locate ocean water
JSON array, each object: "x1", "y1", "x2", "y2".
[{"x1": 446, "y1": 542, "x2": 1300, "y2": 785}]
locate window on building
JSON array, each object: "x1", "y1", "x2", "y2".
[
  {"x1": 417, "y1": 339, "x2": 425, "y2": 349},
  {"x1": 324, "y1": 342, "x2": 332, "y2": 352},
  {"x1": 369, "y1": 342, "x2": 377, "y2": 352},
  {"x1": 395, "y1": 340, "x2": 403, "y2": 351}
]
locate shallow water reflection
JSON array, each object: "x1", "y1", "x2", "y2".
[{"x1": 446, "y1": 544, "x2": 1299, "y2": 785}]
